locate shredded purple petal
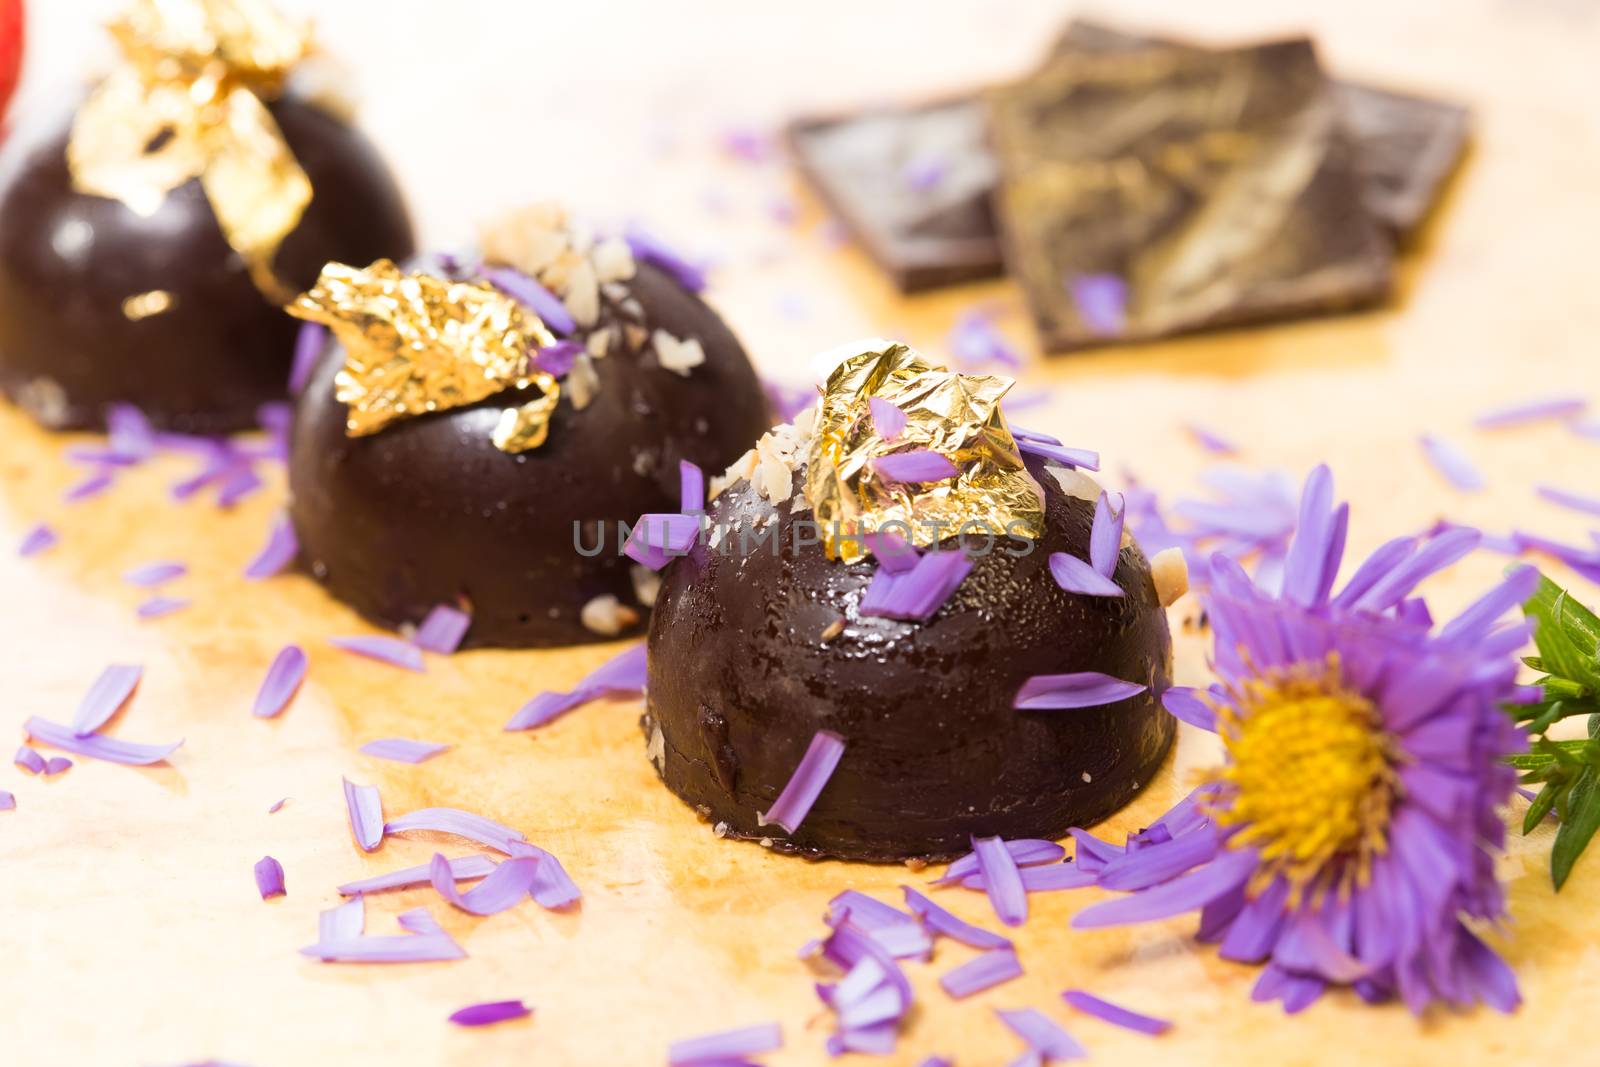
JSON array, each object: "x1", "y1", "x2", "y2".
[
  {"x1": 106, "y1": 403, "x2": 155, "y2": 457},
  {"x1": 484, "y1": 266, "x2": 575, "y2": 334},
  {"x1": 395, "y1": 907, "x2": 443, "y2": 935},
  {"x1": 534, "y1": 338, "x2": 583, "y2": 377},
  {"x1": 299, "y1": 933, "x2": 466, "y2": 963},
  {"x1": 972, "y1": 835, "x2": 1028, "y2": 927},
  {"x1": 430, "y1": 852, "x2": 538, "y2": 916},
  {"x1": 64, "y1": 469, "x2": 116, "y2": 502},
  {"x1": 1090, "y1": 492, "x2": 1124, "y2": 578},
  {"x1": 243, "y1": 514, "x2": 298, "y2": 580},
  {"x1": 997, "y1": 1007, "x2": 1088, "y2": 1061},
  {"x1": 360, "y1": 737, "x2": 451, "y2": 764},
  {"x1": 123, "y1": 561, "x2": 187, "y2": 587},
  {"x1": 252, "y1": 645, "x2": 307, "y2": 719},
  {"x1": 505, "y1": 643, "x2": 647, "y2": 731},
  {"x1": 1571, "y1": 418, "x2": 1600, "y2": 441},
  {"x1": 384, "y1": 807, "x2": 527, "y2": 853},
  {"x1": 339, "y1": 854, "x2": 497, "y2": 896},
  {"x1": 342, "y1": 777, "x2": 384, "y2": 852},
  {"x1": 1048, "y1": 551, "x2": 1122, "y2": 598},
  {"x1": 328, "y1": 635, "x2": 425, "y2": 672},
  {"x1": 1418, "y1": 434, "x2": 1485, "y2": 492},
  {"x1": 24, "y1": 716, "x2": 181, "y2": 765},
  {"x1": 1016, "y1": 437, "x2": 1101, "y2": 471},
  {"x1": 948, "y1": 310, "x2": 1025, "y2": 370},
  {"x1": 669, "y1": 1021, "x2": 783, "y2": 1066},
  {"x1": 827, "y1": 889, "x2": 918, "y2": 932},
  {"x1": 508, "y1": 840, "x2": 583, "y2": 909},
  {"x1": 137, "y1": 596, "x2": 190, "y2": 619},
  {"x1": 1061, "y1": 990, "x2": 1172, "y2": 1035},
  {"x1": 71, "y1": 663, "x2": 143, "y2": 736},
  {"x1": 289, "y1": 322, "x2": 327, "y2": 393},
  {"x1": 1535, "y1": 484, "x2": 1600, "y2": 518},
  {"x1": 960, "y1": 863, "x2": 1098, "y2": 893},
  {"x1": 411, "y1": 604, "x2": 472, "y2": 655},
  {"x1": 940, "y1": 948, "x2": 1023, "y2": 998},
  {"x1": 18, "y1": 522, "x2": 57, "y2": 557},
  {"x1": 322, "y1": 894, "x2": 366, "y2": 939},
  {"x1": 872, "y1": 450, "x2": 958, "y2": 483},
  {"x1": 1186, "y1": 423, "x2": 1238, "y2": 455},
  {"x1": 268, "y1": 797, "x2": 289, "y2": 813},
  {"x1": 864, "y1": 530, "x2": 919, "y2": 574},
  {"x1": 935, "y1": 839, "x2": 1067, "y2": 885},
  {"x1": 869, "y1": 397, "x2": 908, "y2": 440},
  {"x1": 254, "y1": 855, "x2": 286, "y2": 899},
  {"x1": 1014, "y1": 672, "x2": 1148, "y2": 710},
  {"x1": 859, "y1": 550, "x2": 973, "y2": 621},
  {"x1": 626, "y1": 227, "x2": 709, "y2": 293},
  {"x1": 680, "y1": 459, "x2": 706, "y2": 514},
  {"x1": 14, "y1": 745, "x2": 46, "y2": 774},
  {"x1": 0, "y1": 790, "x2": 13, "y2": 811},
  {"x1": 448, "y1": 1000, "x2": 533, "y2": 1027},
  {"x1": 766, "y1": 379, "x2": 817, "y2": 421},
  {"x1": 624, "y1": 512, "x2": 701, "y2": 570},
  {"x1": 1474, "y1": 394, "x2": 1588, "y2": 429},
  {"x1": 43, "y1": 756, "x2": 72, "y2": 775},
  {"x1": 1068, "y1": 273, "x2": 1128, "y2": 338},
  {"x1": 759, "y1": 729, "x2": 845, "y2": 834}
]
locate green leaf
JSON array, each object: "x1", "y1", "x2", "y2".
[
  {"x1": 1525, "y1": 781, "x2": 1561, "y2": 835},
  {"x1": 1524, "y1": 575, "x2": 1600, "y2": 689},
  {"x1": 1553, "y1": 766, "x2": 1600, "y2": 889}
]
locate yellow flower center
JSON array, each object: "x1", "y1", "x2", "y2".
[{"x1": 1209, "y1": 658, "x2": 1398, "y2": 899}]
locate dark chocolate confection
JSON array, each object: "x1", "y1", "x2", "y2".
[
  {"x1": 0, "y1": 95, "x2": 414, "y2": 433},
  {"x1": 289, "y1": 261, "x2": 772, "y2": 649},
  {"x1": 787, "y1": 99, "x2": 1003, "y2": 292},
  {"x1": 988, "y1": 37, "x2": 1394, "y2": 353},
  {"x1": 646, "y1": 455, "x2": 1175, "y2": 862}
]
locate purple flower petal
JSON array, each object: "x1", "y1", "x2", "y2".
[
  {"x1": 254, "y1": 855, "x2": 286, "y2": 899},
  {"x1": 1016, "y1": 436, "x2": 1101, "y2": 471},
  {"x1": 1061, "y1": 990, "x2": 1171, "y2": 1035},
  {"x1": 680, "y1": 459, "x2": 705, "y2": 514},
  {"x1": 935, "y1": 839, "x2": 1066, "y2": 885},
  {"x1": 1571, "y1": 418, "x2": 1600, "y2": 441},
  {"x1": 1162, "y1": 687, "x2": 1218, "y2": 731},
  {"x1": 268, "y1": 797, "x2": 289, "y2": 813},
  {"x1": 323, "y1": 897, "x2": 364, "y2": 940},
  {"x1": 24, "y1": 716, "x2": 181, "y2": 765},
  {"x1": 972, "y1": 835, "x2": 1028, "y2": 927},
  {"x1": 623, "y1": 512, "x2": 700, "y2": 571},
  {"x1": 71, "y1": 663, "x2": 143, "y2": 736},
  {"x1": 948, "y1": 311, "x2": 1025, "y2": 370},
  {"x1": 137, "y1": 595, "x2": 190, "y2": 619},
  {"x1": 1090, "y1": 492, "x2": 1125, "y2": 578},
  {"x1": 669, "y1": 1022, "x2": 783, "y2": 1066},
  {"x1": 384, "y1": 807, "x2": 527, "y2": 853},
  {"x1": 396, "y1": 907, "x2": 444, "y2": 935},
  {"x1": 869, "y1": 397, "x2": 908, "y2": 440},
  {"x1": 252, "y1": 645, "x2": 307, "y2": 718},
  {"x1": 505, "y1": 643, "x2": 647, "y2": 731},
  {"x1": 859, "y1": 550, "x2": 973, "y2": 621},
  {"x1": 360, "y1": 737, "x2": 451, "y2": 764},
  {"x1": 902, "y1": 886, "x2": 1011, "y2": 950},
  {"x1": 534, "y1": 338, "x2": 583, "y2": 377},
  {"x1": 289, "y1": 322, "x2": 327, "y2": 393},
  {"x1": 959, "y1": 863, "x2": 1100, "y2": 893},
  {"x1": 1071, "y1": 848, "x2": 1258, "y2": 928},
  {"x1": 626, "y1": 228, "x2": 709, "y2": 293},
  {"x1": 1068, "y1": 273, "x2": 1127, "y2": 339},
  {"x1": 243, "y1": 514, "x2": 298, "y2": 580},
  {"x1": 106, "y1": 403, "x2": 155, "y2": 457},
  {"x1": 14, "y1": 745, "x2": 46, "y2": 774},
  {"x1": 758, "y1": 729, "x2": 845, "y2": 834},
  {"x1": 1186, "y1": 423, "x2": 1238, "y2": 455},
  {"x1": 827, "y1": 889, "x2": 916, "y2": 931},
  {"x1": 299, "y1": 933, "x2": 466, "y2": 963},
  {"x1": 1419, "y1": 434, "x2": 1485, "y2": 492},
  {"x1": 18, "y1": 522, "x2": 57, "y2": 557},
  {"x1": 328, "y1": 635, "x2": 425, "y2": 672},
  {"x1": 449, "y1": 1000, "x2": 533, "y2": 1027},
  {"x1": 1049, "y1": 551, "x2": 1123, "y2": 597},
  {"x1": 43, "y1": 756, "x2": 72, "y2": 775},
  {"x1": 342, "y1": 777, "x2": 384, "y2": 852},
  {"x1": 123, "y1": 560, "x2": 187, "y2": 587},
  {"x1": 411, "y1": 604, "x2": 472, "y2": 655},
  {"x1": 430, "y1": 852, "x2": 539, "y2": 916},
  {"x1": 1014, "y1": 672, "x2": 1147, "y2": 710},
  {"x1": 871, "y1": 449, "x2": 958, "y2": 484},
  {"x1": 940, "y1": 948, "x2": 1023, "y2": 998},
  {"x1": 508, "y1": 841, "x2": 583, "y2": 909},
  {"x1": 1535, "y1": 484, "x2": 1600, "y2": 518},
  {"x1": 63, "y1": 469, "x2": 116, "y2": 502},
  {"x1": 996, "y1": 1007, "x2": 1087, "y2": 1061},
  {"x1": 1474, "y1": 394, "x2": 1587, "y2": 429},
  {"x1": 484, "y1": 266, "x2": 575, "y2": 335},
  {"x1": 0, "y1": 790, "x2": 13, "y2": 811},
  {"x1": 338, "y1": 854, "x2": 497, "y2": 896}
]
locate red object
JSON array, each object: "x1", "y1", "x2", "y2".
[{"x1": 0, "y1": 0, "x2": 21, "y2": 124}]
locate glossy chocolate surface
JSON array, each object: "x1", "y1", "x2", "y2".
[
  {"x1": 289, "y1": 261, "x2": 772, "y2": 648},
  {"x1": 646, "y1": 455, "x2": 1176, "y2": 862},
  {"x1": 0, "y1": 94, "x2": 414, "y2": 433}
]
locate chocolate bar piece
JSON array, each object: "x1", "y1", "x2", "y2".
[
  {"x1": 787, "y1": 98, "x2": 1003, "y2": 291},
  {"x1": 987, "y1": 37, "x2": 1394, "y2": 351}
]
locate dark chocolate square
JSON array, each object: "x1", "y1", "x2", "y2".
[{"x1": 986, "y1": 37, "x2": 1394, "y2": 351}]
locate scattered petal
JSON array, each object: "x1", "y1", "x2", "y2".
[
  {"x1": 254, "y1": 856, "x2": 286, "y2": 899},
  {"x1": 997, "y1": 1007, "x2": 1088, "y2": 1061},
  {"x1": 680, "y1": 459, "x2": 706, "y2": 514},
  {"x1": 872, "y1": 450, "x2": 959, "y2": 483},
  {"x1": 328, "y1": 635, "x2": 425, "y2": 672},
  {"x1": 859, "y1": 550, "x2": 973, "y2": 621},
  {"x1": 668, "y1": 1022, "x2": 783, "y2": 1066},
  {"x1": 1068, "y1": 273, "x2": 1127, "y2": 338},
  {"x1": 1419, "y1": 434, "x2": 1485, "y2": 492},
  {"x1": 940, "y1": 948, "x2": 1023, "y2": 998},
  {"x1": 71, "y1": 663, "x2": 143, "y2": 736},
  {"x1": 268, "y1": 797, "x2": 289, "y2": 814},
  {"x1": 343, "y1": 777, "x2": 384, "y2": 852},
  {"x1": 534, "y1": 338, "x2": 583, "y2": 377},
  {"x1": 384, "y1": 807, "x2": 527, "y2": 853},
  {"x1": 243, "y1": 515, "x2": 298, "y2": 579},
  {"x1": 253, "y1": 645, "x2": 307, "y2": 719},
  {"x1": 412, "y1": 604, "x2": 472, "y2": 655},
  {"x1": 0, "y1": 790, "x2": 13, "y2": 811},
  {"x1": 1186, "y1": 423, "x2": 1238, "y2": 455},
  {"x1": 63, "y1": 470, "x2": 116, "y2": 502},
  {"x1": 1535, "y1": 484, "x2": 1600, "y2": 518},
  {"x1": 1014, "y1": 672, "x2": 1147, "y2": 710},
  {"x1": 360, "y1": 737, "x2": 451, "y2": 764},
  {"x1": 758, "y1": 730, "x2": 845, "y2": 834},
  {"x1": 14, "y1": 745, "x2": 46, "y2": 774},
  {"x1": 24, "y1": 716, "x2": 181, "y2": 765},
  {"x1": 935, "y1": 839, "x2": 1067, "y2": 885},
  {"x1": 1474, "y1": 394, "x2": 1587, "y2": 429},
  {"x1": 1061, "y1": 990, "x2": 1172, "y2": 1036},
  {"x1": 1090, "y1": 492, "x2": 1125, "y2": 578},
  {"x1": 339, "y1": 855, "x2": 497, "y2": 897},
  {"x1": 123, "y1": 560, "x2": 187, "y2": 587},
  {"x1": 289, "y1": 321, "x2": 327, "y2": 393},
  {"x1": 18, "y1": 523, "x2": 57, "y2": 557},
  {"x1": 972, "y1": 835, "x2": 1028, "y2": 927},
  {"x1": 1050, "y1": 551, "x2": 1122, "y2": 597},
  {"x1": 137, "y1": 595, "x2": 190, "y2": 619},
  {"x1": 299, "y1": 934, "x2": 466, "y2": 963},
  {"x1": 448, "y1": 1000, "x2": 532, "y2": 1027},
  {"x1": 484, "y1": 266, "x2": 575, "y2": 334},
  {"x1": 626, "y1": 228, "x2": 708, "y2": 293},
  {"x1": 869, "y1": 397, "x2": 908, "y2": 440},
  {"x1": 43, "y1": 756, "x2": 72, "y2": 775},
  {"x1": 505, "y1": 644, "x2": 646, "y2": 731},
  {"x1": 430, "y1": 852, "x2": 539, "y2": 916},
  {"x1": 902, "y1": 886, "x2": 1012, "y2": 951}
]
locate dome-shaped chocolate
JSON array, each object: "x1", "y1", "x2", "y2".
[
  {"x1": 645, "y1": 452, "x2": 1175, "y2": 862},
  {"x1": 288, "y1": 258, "x2": 772, "y2": 648},
  {"x1": 0, "y1": 95, "x2": 413, "y2": 433}
]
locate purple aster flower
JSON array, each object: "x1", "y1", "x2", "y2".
[{"x1": 1072, "y1": 465, "x2": 1533, "y2": 1017}]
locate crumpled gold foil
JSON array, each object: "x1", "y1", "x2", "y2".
[
  {"x1": 67, "y1": 0, "x2": 313, "y2": 302},
  {"x1": 287, "y1": 259, "x2": 560, "y2": 453},
  {"x1": 804, "y1": 341, "x2": 1044, "y2": 562}
]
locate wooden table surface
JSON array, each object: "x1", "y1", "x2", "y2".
[{"x1": 5, "y1": 1, "x2": 1600, "y2": 1064}]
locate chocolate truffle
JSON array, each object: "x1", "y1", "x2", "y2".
[
  {"x1": 0, "y1": 1, "x2": 413, "y2": 433},
  {"x1": 644, "y1": 343, "x2": 1180, "y2": 861},
  {"x1": 288, "y1": 208, "x2": 772, "y2": 648}
]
